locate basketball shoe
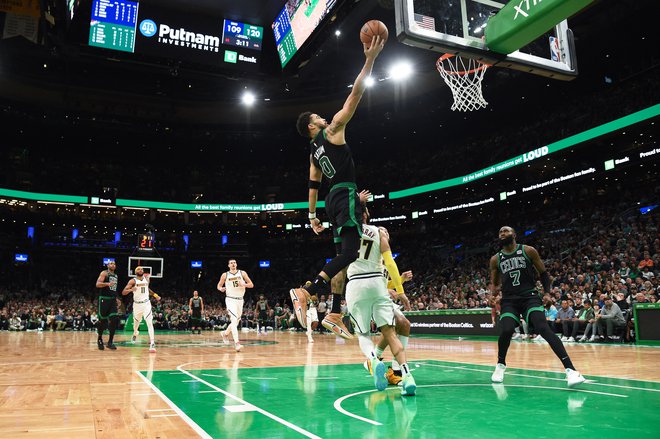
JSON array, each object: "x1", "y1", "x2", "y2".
[
  {"x1": 566, "y1": 368, "x2": 586, "y2": 387},
  {"x1": 491, "y1": 363, "x2": 506, "y2": 383},
  {"x1": 371, "y1": 357, "x2": 387, "y2": 391},
  {"x1": 321, "y1": 313, "x2": 353, "y2": 340},
  {"x1": 401, "y1": 375, "x2": 417, "y2": 396},
  {"x1": 289, "y1": 288, "x2": 309, "y2": 329},
  {"x1": 386, "y1": 367, "x2": 403, "y2": 386}
]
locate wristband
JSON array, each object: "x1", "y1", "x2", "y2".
[
  {"x1": 308, "y1": 212, "x2": 317, "y2": 220},
  {"x1": 153, "y1": 294, "x2": 160, "y2": 300}
]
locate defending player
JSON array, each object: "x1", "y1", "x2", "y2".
[
  {"x1": 490, "y1": 226, "x2": 585, "y2": 387},
  {"x1": 346, "y1": 207, "x2": 416, "y2": 396}
]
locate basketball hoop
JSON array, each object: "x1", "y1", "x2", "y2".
[{"x1": 436, "y1": 54, "x2": 490, "y2": 112}]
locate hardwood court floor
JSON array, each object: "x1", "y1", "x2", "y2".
[{"x1": 0, "y1": 329, "x2": 659, "y2": 438}]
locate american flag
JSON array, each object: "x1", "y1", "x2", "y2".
[{"x1": 414, "y1": 13, "x2": 435, "y2": 31}]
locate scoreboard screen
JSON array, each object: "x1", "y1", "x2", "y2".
[
  {"x1": 87, "y1": 2, "x2": 262, "y2": 71},
  {"x1": 137, "y1": 233, "x2": 155, "y2": 251},
  {"x1": 274, "y1": 0, "x2": 339, "y2": 67},
  {"x1": 89, "y1": 0, "x2": 139, "y2": 53},
  {"x1": 222, "y1": 20, "x2": 263, "y2": 51}
]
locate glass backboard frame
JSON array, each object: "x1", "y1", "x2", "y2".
[
  {"x1": 128, "y1": 256, "x2": 164, "y2": 278},
  {"x1": 396, "y1": 0, "x2": 578, "y2": 80}
]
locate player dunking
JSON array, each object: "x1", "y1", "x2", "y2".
[
  {"x1": 122, "y1": 266, "x2": 160, "y2": 353},
  {"x1": 217, "y1": 259, "x2": 254, "y2": 352},
  {"x1": 189, "y1": 290, "x2": 204, "y2": 334},
  {"x1": 95, "y1": 260, "x2": 120, "y2": 350},
  {"x1": 290, "y1": 35, "x2": 385, "y2": 339},
  {"x1": 490, "y1": 226, "x2": 585, "y2": 387}
]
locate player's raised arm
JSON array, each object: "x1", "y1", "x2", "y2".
[
  {"x1": 326, "y1": 36, "x2": 384, "y2": 139},
  {"x1": 122, "y1": 279, "x2": 136, "y2": 296}
]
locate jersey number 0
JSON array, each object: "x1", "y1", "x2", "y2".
[{"x1": 319, "y1": 156, "x2": 336, "y2": 179}]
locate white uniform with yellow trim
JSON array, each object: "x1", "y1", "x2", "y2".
[
  {"x1": 346, "y1": 224, "x2": 394, "y2": 334},
  {"x1": 225, "y1": 270, "x2": 246, "y2": 323},
  {"x1": 132, "y1": 275, "x2": 152, "y2": 323}
]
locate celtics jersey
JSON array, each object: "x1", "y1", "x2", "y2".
[
  {"x1": 498, "y1": 244, "x2": 538, "y2": 297},
  {"x1": 310, "y1": 129, "x2": 355, "y2": 187},
  {"x1": 191, "y1": 297, "x2": 202, "y2": 309},
  {"x1": 101, "y1": 271, "x2": 119, "y2": 297}
]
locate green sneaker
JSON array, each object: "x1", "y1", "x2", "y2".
[
  {"x1": 401, "y1": 374, "x2": 417, "y2": 396},
  {"x1": 371, "y1": 357, "x2": 387, "y2": 391}
]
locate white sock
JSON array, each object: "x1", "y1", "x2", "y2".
[
  {"x1": 358, "y1": 335, "x2": 375, "y2": 359},
  {"x1": 401, "y1": 363, "x2": 411, "y2": 376},
  {"x1": 374, "y1": 346, "x2": 385, "y2": 359}
]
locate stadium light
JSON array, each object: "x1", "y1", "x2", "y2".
[
  {"x1": 365, "y1": 76, "x2": 375, "y2": 88},
  {"x1": 242, "y1": 92, "x2": 256, "y2": 106},
  {"x1": 389, "y1": 62, "x2": 413, "y2": 81}
]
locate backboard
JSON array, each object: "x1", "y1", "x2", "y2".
[
  {"x1": 396, "y1": 0, "x2": 578, "y2": 80},
  {"x1": 128, "y1": 256, "x2": 164, "y2": 278}
]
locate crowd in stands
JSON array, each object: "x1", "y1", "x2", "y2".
[{"x1": 1, "y1": 183, "x2": 657, "y2": 341}]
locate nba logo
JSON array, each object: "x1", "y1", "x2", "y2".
[{"x1": 549, "y1": 36, "x2": 560, "y2": 62}]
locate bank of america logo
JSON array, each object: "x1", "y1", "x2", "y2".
[{"x1": 224, "y1": 50, "x2": 237, "y2": 63}]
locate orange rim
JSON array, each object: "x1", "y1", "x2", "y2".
[{"x1": 436, "y1": 54, "x2": 490, "y2": 76}]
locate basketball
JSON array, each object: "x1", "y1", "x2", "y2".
[{"x1": 360, "y1": 20, "x2": 388, "y2": 45}]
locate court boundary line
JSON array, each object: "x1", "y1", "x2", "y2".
[
  {"x1": 412, "y1": 358, "x2": 660, "y2": 385},
  {"x1": 136, "y1": 371, "x2": 212, "y2": 439},
  {"x1": 175, "y1": 363, "x2": 322, "y2": 439},
  {"x1": 416, "y1": 361, "x2": 660, "y2": 392}
]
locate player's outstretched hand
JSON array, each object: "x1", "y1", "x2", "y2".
[
  {"x1": 364, "y1": 35, "x2": 384, "y2": 59},
  {"x1": 401, "y1": 270, "x2": 413, "y2": 283},
  {"x1": 310, "y1": 217, "x2": 325, "y2": 235},
  {"x1": 358, "y1": 189, "x2": 371, "y2": 205}
]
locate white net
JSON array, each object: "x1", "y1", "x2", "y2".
[{"x1": 436, "y1": 55, "x2": 489, "y2": 112}]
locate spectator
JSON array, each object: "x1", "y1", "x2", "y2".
[{"x1": 597, "y1": 296, "x2": 626, "y2": 341}]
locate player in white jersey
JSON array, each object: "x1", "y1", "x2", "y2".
[
  {"x1": 122, "y1": 266, "x2": 160, "y2": 353},
  {"x1": 217, "y1": 259, "x2": 254, "y2": 352},
  {"x1": 346, "y1": 206, "x2": 416, "y2": 396}
]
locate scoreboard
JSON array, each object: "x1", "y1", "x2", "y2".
[
  {"x1": 222, "y1": 20, "x2": 263, "y2": 51},
  {"x1": 88, "y1": 1, "x2": 263, "y2": 70},
  {"x1": 137, "y1": 233, "x2": 155, "y2": 252}
]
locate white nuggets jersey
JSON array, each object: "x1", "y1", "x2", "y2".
[
  {"x1": 347, "y1": 224, "x2": 385, "y2": 278},
  {"x1": 225, "y1": 270, "x2": 246, "y2": 298},
  {"x1": 134, "y1": 276, "x2": 150, "y2": 302}
]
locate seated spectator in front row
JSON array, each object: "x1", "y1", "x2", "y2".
[
  {"x1": 597, "y1": 296, "x2": 626, "y2": 341},
  {"x1": 574, "y1": 300, "x2": 595, "y2": 341},
  {"x1": 557, "y1": 299, "x2": 576, "y2": 341},
  {"x1": 9, "y1": 313, "x2": 22, "y2": 331}
]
